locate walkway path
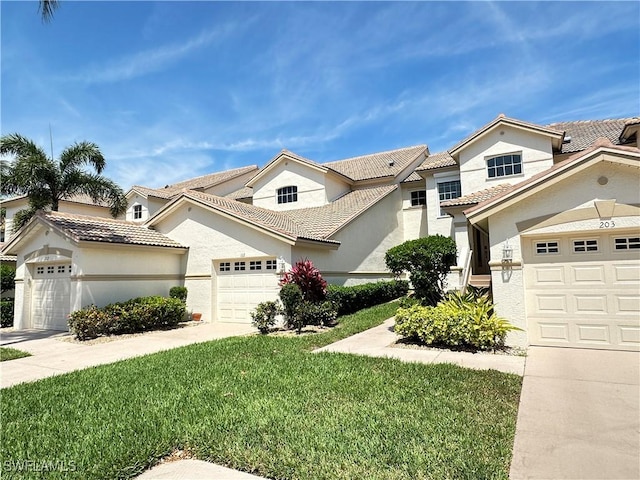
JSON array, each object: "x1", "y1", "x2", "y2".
[{"x1": 315, "y1": 318, "x2": 526, "y2": 375}]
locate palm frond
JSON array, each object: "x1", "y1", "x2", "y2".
[
  {"x1": 38, "y1": 0, "x2": 59, "y2": 23},
  {"x1": 59, "y1": 141, "x2": 106, "y2": 175},
  {"x1": 67, "y1": 172, "x2": 127, "y2": 218}
]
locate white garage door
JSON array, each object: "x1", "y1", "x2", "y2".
[
  {"x1": 524, "y1": 232, "x2": 640, "y2": 351},
  {"x1": 31, "y1": 263, "x2": 72, "y2": 330},
  {"x1": 215, "y1": 259, "x2": 280, "y2": 323}
]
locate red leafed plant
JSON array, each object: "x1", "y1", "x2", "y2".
[{"x1": 279, "y1": 258, "x2": 327, "y2": 301}]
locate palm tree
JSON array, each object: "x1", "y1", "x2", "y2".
[
  {"x1": 0, "y1": 133, "x2": 128, "y2": 231},
  {"x1": 39, "y1": 0, "x2": 59, "y2": 22}
]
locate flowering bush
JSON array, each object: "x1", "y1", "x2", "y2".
[{"x1": 279, "y1": 258, "x2": 327, "y2": 302}]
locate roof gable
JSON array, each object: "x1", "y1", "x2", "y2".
[
  {"x1": 449, "y1": 114, "x2": 565, "y2": 158},
  {"x1": 245, "y1": 150, "x2": 338, "y2": 188}
]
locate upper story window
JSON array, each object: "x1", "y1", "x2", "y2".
[
  {"x1": 277, "y1": 186, "x2": 298, "y2": 204},
  {"x1": 487, "y1": 153, "x2": 522, "y2": 178},
  {"x1": 437, "y1": 180, "x2": 461, "y2": 216},
  {"x1": 133, "y1": 204, "x2": 143, "y2": 220},
  {"x1": 410, "y1": 190, "x2": 426, "y2": 207}
]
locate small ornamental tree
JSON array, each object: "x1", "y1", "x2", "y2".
[
  {"x1": 1, "y1": 264, "x2": 16, "y2": 294},
  {"x1": 385, "y1": 235, "x2": 457, "y2": 306},
  {"x1": 279, "y1": 258, "x2": 327, "y2": 302}
]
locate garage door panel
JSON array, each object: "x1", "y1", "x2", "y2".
[
  {"x1": 616, "y1": 295, "x2": 640, "y2": 314},
  {"x1": 524, "y1": 232, "x2": 640, "y2": 351},
  {"x1": 576, "y1": 324, "x2": 610, "y2": 344},
  {"x1": 535, "y1": 295, "x2": 568, "y2": 314},
  {"x1": 574, "y1": 295, "x2": 608, "y2": 314},
  {"x1": 572, "y1": 265, "x2": 605, "y2": 284},
  {"x1": 534, "y1": 266, "x2": 565, "y2": 284},
  {"x1": 614, "y1": 264, "x2": 640, "y2": 282}
]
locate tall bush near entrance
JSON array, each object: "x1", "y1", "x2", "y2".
[
  {"x1": 279, "y1": 258, "x2": 327, "y2": 301},
  {"x1": 385, "y1": 235, "x2": 457, "y2": 306}
]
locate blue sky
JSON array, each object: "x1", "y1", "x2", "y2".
[{"x1": 2, "y1": 1, "x2": 638, "y2": 190}]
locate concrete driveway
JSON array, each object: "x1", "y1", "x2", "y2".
[{"x1": 510, "y1": 346, "x2": 640, "y2": 480}]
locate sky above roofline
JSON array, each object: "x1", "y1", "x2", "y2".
[{"x1": 1, "y1": 1, "x2": 638, "y2": 191}]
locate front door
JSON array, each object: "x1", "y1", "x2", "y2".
[{"x1": 472, "y1": 227, "x2": 490, "y2": 274}]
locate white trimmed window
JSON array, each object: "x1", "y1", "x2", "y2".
[
  {"x1": 234, "y1": 261, "x2": 246, "y2": 271},
  {"x1": 410, "y1": 190, "x2": 426, "y2": 206},
  {"x1": 277, "y1": 186, "x2": 298, "y2": 204},
  {"x1": 133, "y1": 204, "x2": 143, "y2": 220},
  {"x1": 437, "y1": 180, "x2": 461, "y2": 216},
  {"x1": 614, "y1": 237, "x2": 640, "y2": 250},
  {"x1": 219, "y1": 262, "x2": 231, "y2": 272},
  {"x1": 573, "y1": 239, "x2": 598, "y2": 253},
  {"x1": 487, "y1": 153, "x2": 522, "y2": 178},
  {"x1": 266, "y1": 259, "x2": 277, "y2": 270},
  {"x1": 535, "y1": 241, "x2": 559, "y2": 254}
]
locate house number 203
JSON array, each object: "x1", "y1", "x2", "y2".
[{"x1": 599, "y1": 220, "x2": 615, "y2": 228}]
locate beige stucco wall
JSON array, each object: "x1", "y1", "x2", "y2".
[
  {"x1": 252, "y1": 161, "x2": 350, "y2": 211},
  {"x1": 400, "y1": 183, "x2": 428, "y2": 241},
  {"x1": 292, "y1": 189, "x2": 403, "y2": 286},
  {"x1": 154, "y1": 203, "x2": 292, "y2": 321},
  {"x1": 486, "y1": 159, "x2": 640, "y2": 348},
  {"x1": 458, "y1": 125, "x2": 554, "y2": 194},
  {"x1": 204, "y1": 170, "x2": 257, "y2": 197}
]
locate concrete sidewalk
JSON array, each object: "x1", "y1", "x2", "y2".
[
  {"x1": 314, "y1": 318, "x2": 526, "y2": 375},
  {"x1": 510, "y1": 346, "x2": 640, "y2": 480},
  {"x1": 0, "y1": 323, "x2": 255, "y2": 389}
]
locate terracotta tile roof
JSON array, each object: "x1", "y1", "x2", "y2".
[
  {"x1": 39, "y1": 211, "x2": 185, "y2": 249},
  {"x1": 323, "y1": 145, "x2": 426, "y2": 181},
  {"x1": 441, "y1": 183, "x2": 513, "y2": 207},
  {"x1": 546, "y1": 118, "x2": 638, "y2": 154},
  {"x1": 284, "y1": 185, "x2": 398, "y2": 238},
  {"x1": 225, "y1": 186, "x2": 253, "y2": 200},
  {"x1": 180, "y1": 190, "x2": 335, "y2": 243},
  {"x1": 401, "y1": 172, "x2": 423, "y2": 183},
  {"x1": 130, "y1": 165, "x2": 259, "y2": 200},
  {"x1": 415, "y1": 151, "x2": 457, "y2": 171},
  {"x1": 168, "y1": 165, "x2": 258, "y2": 191}
]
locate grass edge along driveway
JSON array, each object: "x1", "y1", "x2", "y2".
[
  {"x1": 0, "y1": 347, "x2": 31, "y2": 362},
  {"x1": 0, "y1": 302, "x2": 522, "y2": 480}
]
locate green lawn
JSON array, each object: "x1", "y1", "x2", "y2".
[
  {"x1": 0, "y1": 347, "x2": 31, "y2": 362},
  {"x1": 0, "y1": 302, "x2": 522, "y2": 479}
]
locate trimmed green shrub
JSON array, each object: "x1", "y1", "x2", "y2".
[
  {"x1": 68, "y1": 296, "x2": 186, "y2": 340},
  {"x1": 326, "y1": 280, "x2": 409, "y2": 316},
  {"x1": 169, "y1": 286, "x2": 188, "y2": 303},
  {"x1": 1, "y1": 264, "x2": 16, "y2": 294},
  {"x1": 394, "y1": 292, "x2": 520, "y2": 350},
  {"x1": 385, "y1": 235, "x2": 457, "y2": 305},
  {"x1": 279, "y1": 283, "x2": 303, "y2": 328},
  {"x1": 0, "y1": 299, "x2": 15, "y2": 328},
  {"x1": 298, "y1": 301, "x2": 338, "y2": 327},
  {"x1": 251, "y1": 300, "x2": 283, "y2": 334},
  {"x1": 280, "y1": 258, "x2": 327, "y2": 301}
]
